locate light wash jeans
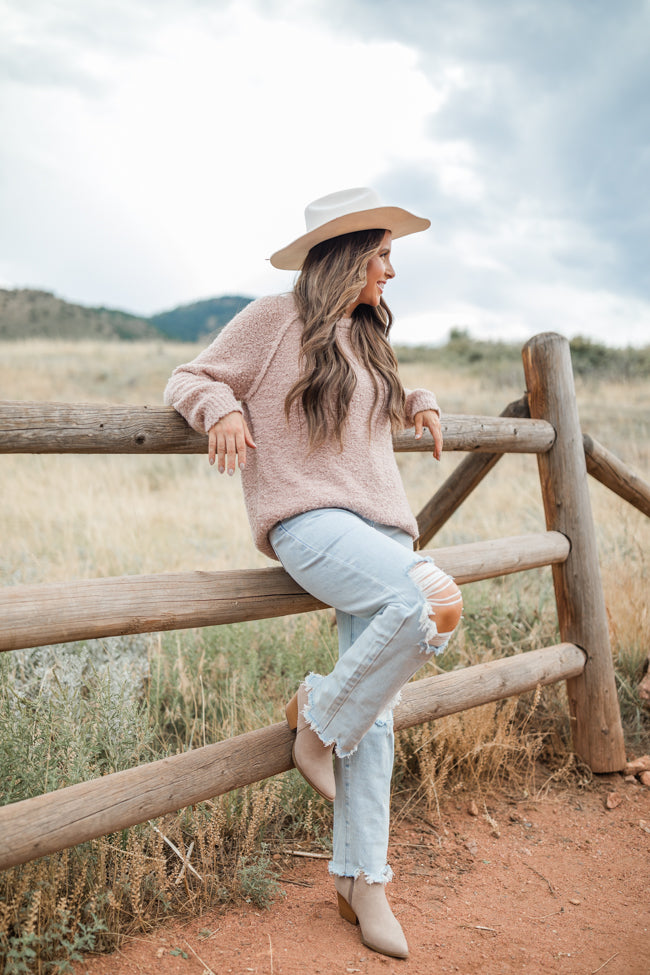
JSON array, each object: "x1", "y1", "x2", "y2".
[{"x1": 269, "y1": 507, "x2": 454, "y2": 884}]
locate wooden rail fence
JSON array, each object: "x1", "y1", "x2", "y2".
[{"x1": 1, "y1": 331, "x2": 648, "y2": 873}]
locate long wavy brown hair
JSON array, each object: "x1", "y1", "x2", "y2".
[{"x1": 285, "y1": 228, "x2": 406, "y2": 448}]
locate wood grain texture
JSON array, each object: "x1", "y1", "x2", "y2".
[
  {"x1": 0, "y1": 642, "x2": 584, "y2": 872},
  {"x1": 0, "y1": 402, "x2": 554, "y2": 454},
  {"x1": 584, "y1": 434, "x2": 650, "y2": 518},
  {"x1": 393, "y1": 641, "x2": 585, "y2": 731},
  {"x1": 0, "y1": 532, "x2": 569, "y2": 653},
  {"x1": 522, "y1": 333, "x2": 626, "y2": 772}
]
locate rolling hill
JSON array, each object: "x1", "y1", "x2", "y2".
[{"x1": 0, "y1": 289, "x2": 254, "y2": 342}]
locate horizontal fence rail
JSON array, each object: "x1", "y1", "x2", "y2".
[
  {"x1": 0, "y1": 641, "x2": 585, "y2": 872},
  {"x1": 415, "y1": 400, "x2": 650, "y2": 546},
  {"x1": 417, "y1": 395, "x2": 531, "y2": 547},
  {"x1": 0, "y1": 402, "x2": 556, "y2": 454},
  {"x1": 0, "y1": 532, "x2": 570, "y2": 653},
  {"x1": 2, "y1": 330, "x2": 642, "y2": 868}
]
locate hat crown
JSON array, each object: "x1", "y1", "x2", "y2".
[
  {"x1": 304, "y1": 187, "x2": 382, "y2": 233},
  {"x1": 270, "y1": 186, "x2": 430, "y2": 270}
]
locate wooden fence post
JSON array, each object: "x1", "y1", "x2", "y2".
[{"x1": 522, "y1": 333, "x2": 626, "y2": 772}]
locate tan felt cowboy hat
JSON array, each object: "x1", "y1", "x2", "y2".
[{"x1": 270, "y1": 186, "x2": 431, "y2": 270}]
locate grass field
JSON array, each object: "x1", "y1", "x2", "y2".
[{"x1": 1, "y1": 337, "x2": 648, "y2": 972}]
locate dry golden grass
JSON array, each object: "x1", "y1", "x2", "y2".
[
  {"x1": 2, "y1": 339, "x2": 647, "y2": 581},
  {"x1": 1, "y1": 338, "x2": 648, "y2": 970}
]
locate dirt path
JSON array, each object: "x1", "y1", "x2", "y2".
[{"x1": 77, "y1": 774, "x2": 649, "y2": 975}]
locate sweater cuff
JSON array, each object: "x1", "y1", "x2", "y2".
[
  {"x1": 202, "y1": 391, "x2": 243, "y2": 433},
  {"x1": 404, "y1": 388, "x2": 440, "y2": 425}
]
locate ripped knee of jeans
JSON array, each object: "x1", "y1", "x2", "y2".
[{"x1": 408, "y1": 559, "x2": 463, "y2": 652}]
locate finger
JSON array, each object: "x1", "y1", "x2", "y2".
[
  {"x1": 208, "y1": 429, "x2": 217, "y2": 466},
  {"x1": 414, "y1": 415, "x2": 424, "y2": 439},
  {"x1": 429, "y1": 422, "x2": 443, "y2": 461},
  {"x1": 217, "y1": 434, "x2": 227, "y2": 474},
  {"x1": 433, "y1": 432, "x2": 442, "y2": 461},
  {"x1": 243, "y1": 420, "x2": 257, "y2": 449},
  {"x1": 421, "y1": 414, "x2": 440, "y2": 458},
  {"x1": 235, "y1": 428, "x2": 247, "y2": 469},
  {"x1": 225, "y1": 434, "x2": 238, "y2": 475}
]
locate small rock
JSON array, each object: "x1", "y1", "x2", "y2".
[
  {"x1": 640, "y1": 771, "x2": 650, "y2": 787},
  {"x1": 569, "y1": 898, "x2": 581, "y2": 905},
  {"x1": 606, "y1": 791, "x2": 623, "y2": 809},
  {"x1": 639, "y1": 820, "x2": 650, "y2": 833},
  {"x1": 467, "y1": 800, "x2": 479, "y2": 816},
  {"x1": 625, "y1": 755, "x2": 650, "y2": 775},
  {"x1": 465, "y1": 839, "x2": 478, "y2": 856},
  {"x1": 624, "y1": 775, "x2": 638, "y2": 783}
]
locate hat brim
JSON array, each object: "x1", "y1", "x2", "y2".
[{"x1": 269, "y1": 206, "x2": 431, "y2": 270}]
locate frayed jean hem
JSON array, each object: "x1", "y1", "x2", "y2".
[
  {"x1": 328, "y1": 861, "x2": 394, "y2": 885},
  {"x1": 304, "y1": 672, "x2": 360, "y2": 759}
]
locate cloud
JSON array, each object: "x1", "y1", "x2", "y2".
[
  {"x1": 0, "y1": 0, "x2": 441, "y2": 313},
  {"x1": 322, "y1": 0, "x2": 650, "y2": 329},
  {"x1": 0, "y1": 0, "x2": 648, "y2": 345}
]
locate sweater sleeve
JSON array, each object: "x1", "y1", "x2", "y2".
[
  {"x1": 163, "y1": 295, "x2": 292, "y2": 433},
  {"x1": 404, "y1": 387, "x2": 440, "y2": 425}
]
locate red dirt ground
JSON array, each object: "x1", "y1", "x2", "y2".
[{"x1": 76, "y1": 773, "x2": 649, "y2": 975}]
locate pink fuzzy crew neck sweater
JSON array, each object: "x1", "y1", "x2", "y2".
[{"x1": 164, "y1": 294, "x2": 439, "y2": 560}]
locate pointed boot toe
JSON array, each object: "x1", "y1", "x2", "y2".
[
  {"x1": 334, "y1": 874, "x2": 408, "y2": 960},
  {"x1": 286, "y1": 683, "x2": 335, "y2": 802}
]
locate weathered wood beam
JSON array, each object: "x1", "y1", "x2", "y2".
[
  {"x1": 416, "y1": 395, "x2": 532, "y2": 548},
  {"x1": 415, "y1": 417, "x2": 648, "y2": 548},
  {"x1": 0, "y1": 642, "x2": 585, "y2": 872},
  {"x1": 393, "y1": 412, "x2": 552, "y2": 454},
  {"x1": 0, "y1": 402, "x2": 555, "y2": 454},
  {"x1": 0, "y1": 532, "x2": 570, "y2": 653},
  {"x1": 522, "y1": 333, "x2": 626, "y2": 773},
  {"x1": 583, "y1": 434, "x2": 650, "y2": 519}
]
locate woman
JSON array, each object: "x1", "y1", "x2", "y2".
[{"x1": 164, "y1": 187, "x2": 463, "y2": 959}]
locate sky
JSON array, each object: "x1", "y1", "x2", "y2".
[{"x1": 1, "y1": 0, "x2": 649, "y2": 347}]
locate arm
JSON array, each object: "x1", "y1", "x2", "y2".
[
  {"x1": 164, "y1": 298, "x2": 272, "y2": 432},
  {"x1": 163, "y1": 296, "x2": 285, "y2": 472}
]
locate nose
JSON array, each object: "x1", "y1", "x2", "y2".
[{"x1": 385, "y1": 258, "x2": 395, "y2": 279}]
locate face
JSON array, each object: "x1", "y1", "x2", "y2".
[{"x1": 348, "y1": 230, "x2": 395, "y2": 314}]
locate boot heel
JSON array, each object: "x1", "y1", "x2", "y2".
[
  {"x1": 285, "y1": 691, "x2": 299, "y2": 730},
  {"x1": 337, "y1": 892, "x2": 358, "y2": 926}
]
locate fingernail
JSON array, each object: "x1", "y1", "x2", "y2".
[
  {"x1": 415, "y1": 432, "x2": 422, "y2": 439},
  {"x1": 239, "y1": 462, "x2": 245, "y2": 470},
  {"x1": 218, "y1": 465, "x2": 225, "y2": 474},
  {"x1": 228, "y1": 468, "x2": 234, "y2": 476}
]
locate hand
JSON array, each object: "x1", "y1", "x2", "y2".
[
  {"x1": 414, "y1": 409, "x2": 442, "y2": 461},
  {"x1": 208, "y1": 411, "x2": 256, "y2": 474}
]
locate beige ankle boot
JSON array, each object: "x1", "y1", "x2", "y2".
[
  {"x1": 334, "y1": 874, "x2": 409, "y2": 959},
  {"x1": 285, "y1": 683, "x2": 335, "y2": 801}
]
